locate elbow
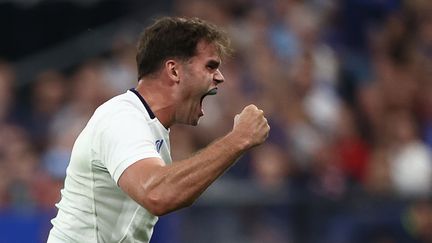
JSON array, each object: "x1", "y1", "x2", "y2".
[
  {"x1": 141, "y1": 190, "x2": 195, "y2": 216},
  {"x1": 142, "y1": 191, "x2": 170, "y2": 216},
  {"x1": 146, "y1": 205, "x2": 167, "y2": 217}
]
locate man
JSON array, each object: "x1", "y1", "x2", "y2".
[{"x1": 47, "y1": 16, "x2": 270, "y2": 243}]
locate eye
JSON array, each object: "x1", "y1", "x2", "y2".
[
  {"x1": 206, "y1": 64, "x2": 216, "y2": 70},
  {"x1": 206, "y1": 60, "x2": 220, "y2": 71}
]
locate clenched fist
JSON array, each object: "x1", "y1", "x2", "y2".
[{"x1": 232, "y1": 104, "x2": 270, "y2": 149}]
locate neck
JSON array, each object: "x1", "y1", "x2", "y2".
[{"x1": 135, "y1": 78, "x2": 177, "y2": 128}]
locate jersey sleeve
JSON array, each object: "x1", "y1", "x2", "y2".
[{"x1": 97, "y1": 112, "x2": 161, "y2": 184}]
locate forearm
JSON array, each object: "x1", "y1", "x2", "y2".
[
  {"x1": 128, "y1": 104, "x2": 269, "y2": 216},
  {"x1": 144, "y1": 131, "x2": 248, "y2": 214}
]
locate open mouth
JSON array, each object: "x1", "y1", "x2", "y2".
[
  {"x1": 199, "y1": 88, "x2": 218, "y2": 116},
  {"x1": 200, "y1": 88, "x2": 218, "y2": 104}
]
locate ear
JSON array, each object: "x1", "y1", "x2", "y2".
[{"x1": 165, "y1": 59, "x2": 180, "y2": 84}]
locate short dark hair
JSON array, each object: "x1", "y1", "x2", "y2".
[{"x1": 136, "y1": 16, "x2": 231, "y2": 80}]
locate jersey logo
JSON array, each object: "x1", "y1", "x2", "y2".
[{"x1": 155, "y1": 139, "x2": 164, "y2": 153}]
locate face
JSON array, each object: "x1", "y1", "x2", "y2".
[{"x1": 175, "y1": 41, "x2": 225, "y2": 126}]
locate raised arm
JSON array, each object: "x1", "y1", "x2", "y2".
[{"x1": 118, "y1": 104, "x2": 270, "y2": 216}]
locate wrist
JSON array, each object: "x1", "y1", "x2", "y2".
[{"x1": 225, "y1": 131, "x2": 250, "y2": 152}]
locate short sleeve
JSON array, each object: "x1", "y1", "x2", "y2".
[{"x1": 98, "y1": 112, "x2": 161, "y2": 183}]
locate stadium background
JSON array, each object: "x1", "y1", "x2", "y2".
[{"x1": 1, "y1": 0, "x2": 432, "y2": 242}]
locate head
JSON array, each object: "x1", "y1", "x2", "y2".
[
  {"x1": 136, "y1": 17, "x2": 232, "y2": 125},
  {"x1": 136, "y1": 16, "x2": 231, "y2": 79}
]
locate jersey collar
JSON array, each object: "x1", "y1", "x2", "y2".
[{"x1": 129, "y1": 88, "x2": 156, "y2": 119}]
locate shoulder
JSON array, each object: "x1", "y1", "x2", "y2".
[
  {"x1": 95, "y1": 92, "x2": 148, "y2": 121},
  {"x1": 85, "y1": 92, "x2": 150, "y2": 139}
]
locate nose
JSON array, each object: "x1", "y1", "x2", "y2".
[{"x1": 213, "y1": 69, "x2": 224, "y2": 84}]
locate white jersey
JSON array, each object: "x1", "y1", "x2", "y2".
[{"x1": 47, "y1": 89, "x2": 171, "y2": 243}]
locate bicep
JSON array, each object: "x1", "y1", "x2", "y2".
[{"x1": 118, "y1": 157, "x2": 165, "y2": 205}]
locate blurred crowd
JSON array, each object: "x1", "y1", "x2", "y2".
[{"x1": 1, "y1": 0, "x2": 432, "y2": 242}]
